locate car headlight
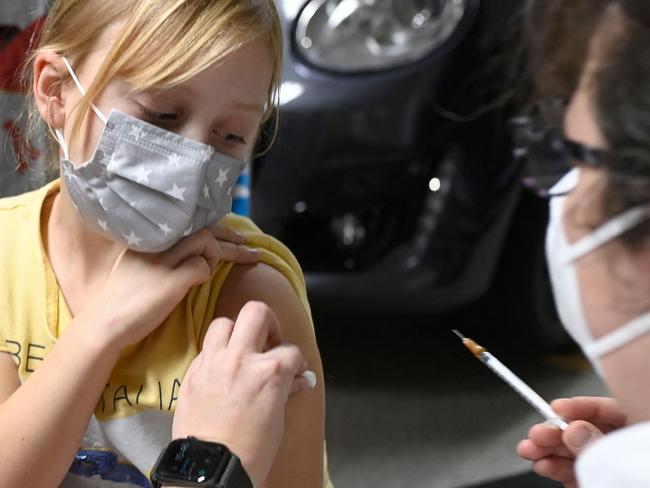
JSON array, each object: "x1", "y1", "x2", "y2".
[{"x1": 295, "y1": 0, "x2": 469, "y2": 73}]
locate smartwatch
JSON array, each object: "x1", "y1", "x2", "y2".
[{"x1": 150, "y1": 437, "x2": 253, "y2": 488}]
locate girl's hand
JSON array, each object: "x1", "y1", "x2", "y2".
[
  {"x1": 517, "y1": 396, "x2": 627, "y2": 488},
  {"x1": 76, "y1": 224, "x2": 260, "y2": 351}
]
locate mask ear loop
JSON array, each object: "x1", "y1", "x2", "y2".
[
  {"x1": 61, "y1": 57, "x2": 108, "y2": 125},
  {"x1": 54, "y1": 57, "x2": 109, "y2": 162},
  {"x1": 565, "y1": 206, "x2": 649, "y2": 263},
  {"x1": 54, "y1": 128, "x2": 70, "y2": 161},
  {"x1": 585, "y1": 311, "x2": 650, "y2": 359}
]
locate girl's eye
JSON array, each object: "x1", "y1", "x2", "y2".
[
  {"x1": 137, "y1": 103, "x2": 179, "y2": 123},
  {"x1": 144, "y1": 109, "x2": 178, "y2": 122},
  {"x1": 221, "y1": 132, "x2": 247, "y2": 145}
]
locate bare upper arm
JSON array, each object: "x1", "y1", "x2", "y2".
[
  {"x1": 0, "y1": 353, "x2": 20, "y2": 404},
  {"x1": 214, "y1": 263, "x2": 326, "y2": 488},
  {"x1": 213, "y1": 263, "x2": 320, "y2": 357}
]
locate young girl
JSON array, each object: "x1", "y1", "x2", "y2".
[{"x1": 0, "y1": 1, "x2": 332, "y2": 487}]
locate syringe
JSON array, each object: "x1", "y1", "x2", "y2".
[{"x1": 453, "y1": 329, "x2": 568, "y2": 430}]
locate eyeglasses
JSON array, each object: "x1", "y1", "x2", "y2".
[{"x1": 510, "y1": 99, "x2": 608, "y2": 197}]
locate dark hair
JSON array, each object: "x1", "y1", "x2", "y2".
[
  {"x1": 525, "y1": 0, "x2": 610, "y2": 99},
  {"x1": 527, "y1": 0, "x2": 650, "y2": 245}
]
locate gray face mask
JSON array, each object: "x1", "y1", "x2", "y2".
[{"x1": 55, "y1": 58, "x2": 246, "y2": 252}]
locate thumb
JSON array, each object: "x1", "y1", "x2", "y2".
[{"x1": 562, "y1": 420, "x2": 603, "y2": 455}]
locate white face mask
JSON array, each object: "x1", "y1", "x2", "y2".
[
  {"x1": 546, "y1": 168, "x2": 650, "y2": 374},
  {"x1": 55, "y1": 58, "x2": 246, "y2": 252}
]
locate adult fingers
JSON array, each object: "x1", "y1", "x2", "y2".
[
  {"x1": 561, "y1": 420, "x2": 603, "y2": 456},
  {"x1": 517, "y1": 439, "x2": 573, "y2": 461},
  {"x1": 257, "y1": 343, "x2": 306, "y2": 390},
  {"x1": 229, "y1": 302, "x2": 283, "y2": 355},
  {"x1": 532, "y1": 457, "x2": 578, "y2": 486},
  {"x1": 517, "y1": 439, "x2": 550, "y2": 461},
  {"x1": 552, "y1": 397, "x2": 626, "y2": 430},
  {"x1": 528, "y1": 423, "x2": 564, "y2": 448},
  {"x1": 202, "y1": 317, "x2": 236, "y2": 352},
  {"x1": 289, "y1": 373, "x2": 317, "y2": 395}
]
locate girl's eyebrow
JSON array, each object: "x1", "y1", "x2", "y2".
[
  {"x1": 150, "y1": 85, "x2": 265, "y2": 115},
  {"x1": 231, "y1": 101, "x2": 266, "y2": 115}
]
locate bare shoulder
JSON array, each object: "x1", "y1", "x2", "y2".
[
  {"x1": 214, "y1": 262, "x2": 315, "y2": 343},
  {"x1": 0, "y1": 353, "x2": 20, "y2": 404}
]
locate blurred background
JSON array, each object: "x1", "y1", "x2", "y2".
[{"x1": 0, "y1": 0, "x2": 609, "y2": 486}]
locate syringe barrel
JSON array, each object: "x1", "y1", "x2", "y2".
[{"x1": 481, "y1": 352, "x2": 562, "y2": 424}]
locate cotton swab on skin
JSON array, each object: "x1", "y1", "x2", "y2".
[{"x1": 301, "y1": 370, "x2": 317, "y2": 389}]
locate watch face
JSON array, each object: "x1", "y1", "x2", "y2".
[{"x1": 157, "y1": 439, "x2": 226, "y2": 484}]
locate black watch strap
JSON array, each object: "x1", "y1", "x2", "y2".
[{"x1": 221, "y1": 452, "x2": 253, "y2": 488}]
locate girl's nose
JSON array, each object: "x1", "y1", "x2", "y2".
[{"x1": 180, "y1": 123, "x2": 212, "y2": 146}]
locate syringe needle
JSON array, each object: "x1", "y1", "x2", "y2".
[
  {"x1": 451, "y1": 329, "x2": 487, "y2": 357},
  {"x1": 453, "y1": 330, "x2": 568, "y2": 430}
]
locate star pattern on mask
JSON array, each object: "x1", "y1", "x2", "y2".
[
  {"x1": 158, "y1": 222, "x2": 172, "y2": 236},
  {"x1": 97, "y1": 219, "x2": 109, "y2": 232},
  {"x1": 133, "y1": 165, "x2": 152, "y2": 184},
  {"x1": 203, "y1": 184, "x2": 210, "y2": 200},
  {"x1": 167, "y1": 183, "x2": 187, "y2": 201},
  {"x1": 216, "y1": 169, "x2": 230, "y2": 187},
  {"x1": 129, "y1": 125, "x2": 145, "y2": 140},
  {"x1": 124, "y1": 230, "x2": 143, "y2": 247},
  {"x1": 168, "y1": 155, "x2": 183, "y2": 167}
]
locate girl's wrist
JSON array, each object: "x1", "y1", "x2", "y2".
[{"x1": 67, "y1": 310, "x2": 125, "y2": 361}]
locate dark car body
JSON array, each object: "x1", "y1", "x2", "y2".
[{"x1": 252, "y1": 0, "x2": 535, "y2": 319}]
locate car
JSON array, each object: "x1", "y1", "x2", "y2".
[{"x1": 251, "y1": 0, "x2": 565, "y2": 338}]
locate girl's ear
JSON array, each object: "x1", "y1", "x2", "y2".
[{"x1": 33, "y1": 51, "x2": 67, "y2": 130}]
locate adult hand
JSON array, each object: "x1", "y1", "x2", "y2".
[
  {"x1": 517, "y1": 396, "x2": 627, "y2": 487},
  {"x1": 172, "y1": 301, "x2": 315, "y2": 487},
  {"x1": 77, "y1": 224, "x2": 260, "y2": 351}
]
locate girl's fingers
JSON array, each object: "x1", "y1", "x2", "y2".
[
  {"x1": 210, "y1": 241, "x2": 260, "y2": 266},
  {"x1": 162, "y1": 229, "x2": 219, "y2": 267},
  {"x1": 170, "y1": 255, "x2": 212, "y2": 289},
  {"x1": 163, "y1": 230, "x2": 258, "y2": 270},
  {"x1": 208, "y1": 224, "x2": 246, "y2": 244}
]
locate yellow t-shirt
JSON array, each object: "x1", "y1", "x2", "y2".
[{"x1": 0, "y1": 179, "x2": 333, "y2": 488}]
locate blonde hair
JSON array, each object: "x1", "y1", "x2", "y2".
[{"x1": 24, "y1": 0, "x2": 282, "y2": 165}]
